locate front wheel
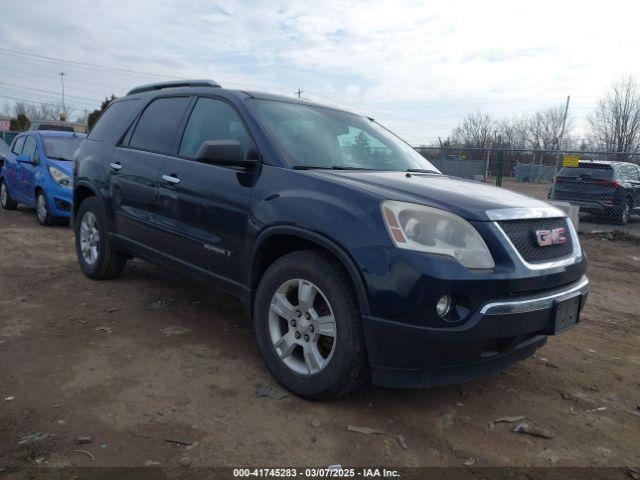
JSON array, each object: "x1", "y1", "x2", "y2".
[
  {"x1": 253, "y1": 250, "x2": 368, "y2": 400},
  {"x1": 74, "y1": 196, "x2": 127, "y2": 279},
  {"x1": 0, "y1": 180, "x2": 17, "y2": 210},
  {"x1": 36, "y1": 191, "x2": 54, "y2": 226}
]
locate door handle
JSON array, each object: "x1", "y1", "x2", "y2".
[
  {"x1": 110, "y1": 162, "x2": 122, "y2": 171},
  {"x1": 162, "y1": 174, "x2": 180, "y2": 185}
]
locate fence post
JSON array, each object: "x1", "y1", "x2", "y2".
[
  {"x1": 484, "y1": 149, "x2": 490, "y2": 182},
  {"x1": 496, "y1": 150, "x2": 503, "y2": 187}
]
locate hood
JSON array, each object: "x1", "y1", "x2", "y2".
[
  {"x1": 46, "y1": 159, "x2": 73, "y2": 175},
  {"x1": 305, "y1": 171, "x2": 553, "y2": 221}
]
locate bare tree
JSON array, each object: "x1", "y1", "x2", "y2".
[
  {"x1": 528, "y1": 106, "x2": 573, "y2": 151},
  {"x1": 588, "y1": 76, "x2": 640, "y2": 155},
  {"x1": 452, "y1": 111, "x2": 499, "y2": 148},
  {"x1": 498, "y1": 117, "x2": 530, "y2": 149}
]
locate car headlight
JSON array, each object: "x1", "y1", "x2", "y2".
[
  {"x1": 48, "y1": 167, "x2": 72, "y2": 188},
  {"x1": 381, "y1": 200, "x2": 495, "y2": 269}
]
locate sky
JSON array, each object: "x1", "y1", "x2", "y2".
[{"x1": 1, "y1": 0, "x2": 640, "y2": 145}]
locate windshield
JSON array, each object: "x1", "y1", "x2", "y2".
[
  {"x1": 558, "y1": 165, "x2": 613, "y2": 179},
  {"x1": 0, "y1": 140, "x2": 9, "y2": 156},
  {"x1": 251, "y1": 99, "x2": 439, "y2": 172},
  {"x1": 42, "y1": 136, "x2": 84, "y2": 161}
]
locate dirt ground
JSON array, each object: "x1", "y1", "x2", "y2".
[{"x1": 1, "y1": 205, "x2": 639, "y2": 470}]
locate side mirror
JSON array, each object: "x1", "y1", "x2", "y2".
[
  {"x1": 195, "y1": 140, "x2": 257, "y2": 168},
  {"x1": 16, "y1": 154, "x2": 32, "y2": 164}
]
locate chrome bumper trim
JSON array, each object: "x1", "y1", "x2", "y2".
[{"x1": 480, "y1": 276, "x2": 589, "y2": 315}]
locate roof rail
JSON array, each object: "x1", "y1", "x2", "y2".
[{"x1": 127, "y1": 79, "x2": 221, "y2": 95}]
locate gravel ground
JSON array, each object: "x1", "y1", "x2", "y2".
[{"x1": 1, "y1": 205, "x2": 639, "y2": 469}]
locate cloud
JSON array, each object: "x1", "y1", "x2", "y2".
[{"x1": 1, "y1": 0, "x2": 640, "y2": 142}]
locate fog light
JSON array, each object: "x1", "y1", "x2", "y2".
[{"x1": 436, "y1": 295, "x2": 452, "y2": 317}]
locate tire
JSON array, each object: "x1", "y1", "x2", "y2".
[
  {"x1": 0, "y1": 180, "x2": 17, "y2": 210},
  {"x1": 36, "y1": 191, "x2": 54, "y2": 226},
  {"x1": 253, "y1": 250, "x2": 368, "y2": 400},
  {"x1": 614, "y1": 199, "x2": 632, "y2": 225},
  {"x1": 74, "y1": 196, "x2": 127, "y2": 279}
]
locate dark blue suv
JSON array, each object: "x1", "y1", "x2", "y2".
[{"x1": 72, "y1": 80, "x2": 589, "y2": 399}]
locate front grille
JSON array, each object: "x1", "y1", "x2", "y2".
[{"x1": 498, "y1": 217, "x2": 573, "y2": 263}]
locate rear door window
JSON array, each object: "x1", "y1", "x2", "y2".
[
  {"x1": 11, "y1": 136, "x2": 25, "y2": 155},
  {"x1": 129, "y1": 97, "x2": 190, "y2": 154}
]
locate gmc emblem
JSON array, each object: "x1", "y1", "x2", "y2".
[{"x1": 534, "y1": 227, "x2": 567, "y2": 247}]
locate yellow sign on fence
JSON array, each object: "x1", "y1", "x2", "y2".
[{"x1": 562, "y1": 154, "x2": 580, "y2": 167}]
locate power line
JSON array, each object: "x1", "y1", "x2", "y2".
[
  {"x1": 0, "y1": 93, "x2": 87, "y2": 113},
  {"x1": 0, "y1": 47, "x2": 177, "y2": 80},
  {"x1": 0, "y1": 81, "x2": 100, "y2": 103}
]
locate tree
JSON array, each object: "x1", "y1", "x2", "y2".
[
  {"x1": 10, "y1": 113, "x2": 31, "y2": 132},
  {"x1": 88, "y1": 95, "x2": 117, "y2": 131},
  {"x1": 528, "y1": 106, "x2": 573, "y2": 151},
  {"x1": 588, "y1": 76, "x2": 640, "y2": 156},
  {"x1": 498, "y1": 117, "x2": 530, "y2": 149},
  {"x1": 452, "y1": 111, "x2": 499, "y2": 148}
]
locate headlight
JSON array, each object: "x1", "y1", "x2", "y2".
[
  {"x1": 381, "y1": 200, "x2": 495, "y2": 269},
  {"x1": 48, "y1": 167, "x2": 72, "y2": 188}
]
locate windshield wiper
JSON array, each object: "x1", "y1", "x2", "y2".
[
  {"x1": 47, "y1": 156, "x2": 72, "y2": 161},
  {"x1": 406, "y1": 168, "x2": 440, "y2": 174},
  {"x1": 292, "y1": 165, "x2": 377, "y2": 171}
]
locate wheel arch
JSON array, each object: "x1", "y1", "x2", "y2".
[
  {"x1": 249, "y1": 226, "x2": 370, "y2": 316},
  {"x1": 72, "y1": 181, "x2": 100, "y2": 227}
]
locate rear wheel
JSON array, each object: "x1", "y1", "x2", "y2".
[
  {"x1": 0, "y1": 180, "x2": 17, "y2": 210},
  {"x1": 36, "y1": 191, "x2": 54, "y2": 226},
  {"x1": 614, "y1": 199, "x2": 632, "y2": 225},
  {"x1": 254, "y1": 250, "x2": 368, "y2": 399},
  {"x1": 74, "y1": 196, "x2": 127, "y2": 279}
]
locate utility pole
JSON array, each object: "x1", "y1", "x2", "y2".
[
  {"x1": 550, "y1": 95, "x2": 571, "y2": 199},
  {"x1": 294, "y1": 88, "x2": 303, "y2": 99},
  {"x1": 58, "y1": 72, "x2": 66, "y2": 120}
]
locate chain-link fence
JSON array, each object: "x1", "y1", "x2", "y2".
[{"x1": 415, "y1": 147, "x2": 640, "y2": 226}]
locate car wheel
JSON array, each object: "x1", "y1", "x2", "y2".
[
  {"x1": 0, "y1": 180, "x2": 17, "y2": 210},
  {"x1": 615, "y1": 199, "x2": 631, "y2": 225},
  {"x1": 254, "y1": 250, "x2": 368, "y2": 400},
  {"x1": 36, "y1": 191, "x2": 54, "y2": 226},
  {"x1": 74, "y1": 196, "x2": 127, "y2": 279}
]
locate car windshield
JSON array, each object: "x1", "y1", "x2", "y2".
[
  {"x1": 0, "y1": 140, "x2": 9, "y2": 156},
  {"x1": 251, "y1": 99, "x2": 439, "y2": 172},
  {"x1": 42, "y1": 136, "x2": 84, "y2": 161},
  {"x1": 558, "y1": 165, "x2": 614, "y2": 179}
]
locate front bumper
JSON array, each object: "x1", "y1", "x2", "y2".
[
  {"x1": 364, "y1": 276, "x2": 589, "y2": 388},
  {"x1": 45, "y1": 186, "x2": 72, "y2": 218}
]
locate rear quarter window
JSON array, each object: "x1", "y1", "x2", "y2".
[{"x1": 88, "y1": 99, "x2": 141, "y2": 142}]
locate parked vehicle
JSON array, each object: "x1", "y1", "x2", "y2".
[
  {"x1": 0, "y1": 139, "x2": 9, "y2": 170},
  {"x1": 0, "y1": 130, "x2": 85, "y2": 225},
  {"x1": 29, "y1": 121, "x2": 76, "y2": 132},
  {"x1": 72, "y1": 80, "x2": 589, "y2": 399},
  {"x1": 549, "y1": 160, "x2": 640, "y2": 224}
]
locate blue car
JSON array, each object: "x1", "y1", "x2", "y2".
[{"x1": 0, "y1": 130, "x2": 85, "y2": 225}]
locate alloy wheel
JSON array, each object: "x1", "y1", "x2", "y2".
[
  {"x1": 268, "y1": 278, "x2": 337, "y2": 375},
  {"x1": 79, "y1": 211, "x2": 100, "y2": 265},
  {"x1": 36, "y1": 193, "x2": 47, "y2": 223},
  {"x1": 0, "y1": 183, "x2": 7, "y2": 207}
]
